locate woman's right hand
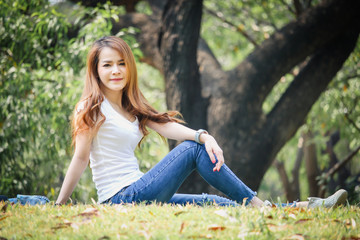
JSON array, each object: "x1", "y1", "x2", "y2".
[{"x1": 201, "y1": 134, "x2": 225, "y2": 172}]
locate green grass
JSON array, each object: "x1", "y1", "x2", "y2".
[{"x1": 1, "y1": 202, "x2": 359, "y2": 239}]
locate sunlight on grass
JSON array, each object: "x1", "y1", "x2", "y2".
[{"x1": 0, "y1": 202, "x2": 359, "y2": 239}]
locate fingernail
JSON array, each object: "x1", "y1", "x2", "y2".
[{"x1": 213, "y1": 169, "x2": 216, "y2": 172}]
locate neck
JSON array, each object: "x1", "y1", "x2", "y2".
[{"x1": 101, "y1": 87, "x2": 123, "y2": 107}]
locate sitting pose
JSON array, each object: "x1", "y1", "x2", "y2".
[{"x1": 56, "y1": 36, "x2": 347, "y2": 208}]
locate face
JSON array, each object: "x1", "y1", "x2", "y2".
[{"x1": 97, "y1": 47, "x2": 127, "y2": 94}]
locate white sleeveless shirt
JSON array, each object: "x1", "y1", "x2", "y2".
[{"x1": 89, "y1": 98, "x2": 144, "y2": 203}]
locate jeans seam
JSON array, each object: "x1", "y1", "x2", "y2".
[{"x1": 216, "y1": 160, "x2": 255, "y2": 204}]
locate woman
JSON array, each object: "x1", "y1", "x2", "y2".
[{"x1": 56, "y1": 36, "x2": 347, "y2": 208}]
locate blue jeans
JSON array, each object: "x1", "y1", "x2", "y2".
[{"x1": 108, "y1": 141, "x2": 256, "y2": 206}]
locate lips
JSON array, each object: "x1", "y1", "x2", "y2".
[{"x1": 110, "y1": 78, "x2": 123, "y2": 81}]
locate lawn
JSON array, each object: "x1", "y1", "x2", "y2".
[{"x1": 0, "y1": 201, "x2": 359, "y2": 239}]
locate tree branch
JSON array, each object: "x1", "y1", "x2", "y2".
[
  {"x1": 203, "y1": 7, "x2": 259, "y2": 47},
  {"x1": 325, "y1": 145, "x2": 360, "y2": 179},
  {"x1": 261, "y1": 2, "x2": 279, "y2": 30},
  {"x1": 230, "y1": 0, "x2": 360, "y2": 107},
  {"x1": 345, "y1": 113, "x2": 360, "y2": 133},
  {"x1": 264, "y1": 29, "x2": 359, "y2": 159},
  {"x1": 280, "y1": 0, "x2": 296, "y2": 16},
  {"x1": 343, "y1": 74, "x2": 360, "y2": 81},
  {"x1": 147, "y1": 0, "x2": 166, "y2": 16},
  {"x1": 274, "y1": 159, "x2": 291, "y2": 196},
  {"x1": 339, "y1": 86, "x2": 360, "y2": 133},
  {"x1": 318, "y1": 145, "x2": 360, "y2": 196},
  {"x1": 293, "y1": 0, "x2": 303, "y2": 16}
]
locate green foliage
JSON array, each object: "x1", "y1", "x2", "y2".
[
  {"x1": 0, "y1": 0, "x2": 74, "y2": 198},
  {"x1": 202, "y1": 0, "x2": 298, "y2": 69},
  {"x1": 1, "y1": 202, "x2": 359, "y2": 239}
]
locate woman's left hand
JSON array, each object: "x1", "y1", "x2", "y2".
[{"x1": 201, "y1": 134, "x2": 225, "y2": 172}]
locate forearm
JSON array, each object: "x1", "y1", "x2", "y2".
[
  {"x1": 148, "y1": 122, "x2": 198, "y2": 142},
  {"x1": 148, "y1": 121, "x2": 224, "y2": 171},
  {"x1": 164, "y1": 122, "x2": 196, "y2": 141},
  {"x1": 56, "y1": 157, "x2": 89, "y2": 204}
]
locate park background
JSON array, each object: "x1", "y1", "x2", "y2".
[{"x1": 0, "y1": 0, "x2": 359, "y2": 205}]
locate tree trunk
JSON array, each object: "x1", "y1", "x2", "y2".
[
  {"x1": 324, "y1": 131, "x2": 351, "y2": 193},
  {"x1": 158, "y1": 0, "x2": 210, "y2": 193},
  {"x1": 303, "y1": 131, "x2": 320, "y2": 197},
  {"x1": 274, "y1": 133, "x2": 303, "y2": 202}
]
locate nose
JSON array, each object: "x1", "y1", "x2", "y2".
[{"x1": 112, "y1": 65, "x2": 121, "y2": 75}]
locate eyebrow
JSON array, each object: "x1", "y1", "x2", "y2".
[{"x1": 101, "y1": 59, "x2": 125, "y2": 63}]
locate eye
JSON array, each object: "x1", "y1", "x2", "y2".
[
  {"x1": 103, "y1": 64, "x2": 111, "y2": 67},
  {"x1": 119, "y1": 62, "x2": 125, "y2": 66}
]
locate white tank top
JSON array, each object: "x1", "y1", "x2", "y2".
[{"x1": 89, "y1": 98, "x2": 144, "y2": 203}]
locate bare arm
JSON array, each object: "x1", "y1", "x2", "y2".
[
  {"x1": 56, "y1": 132, "x2": 92, "y2": 204},
  {"x1": 147, "y1": 121, "x2": 224, "y2": 171}
]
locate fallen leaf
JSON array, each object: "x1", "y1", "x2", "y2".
[
  {"x1": 267, "y1": 223, "x2": 290, "y2": 232},
  {"x1": 71, "y1": 222, "x2": 79, "y2": 230},
  {"x1": 51, "y1": 222, "x2": 71, "y2": 230},
  {"x1": 0, "y1": 215, "x2": 9, "y2": 222},
  {"x1": 179, "y1": 222, "x2": 185, "y2": 234},
  {"x1": 214, "y1": 209, "x2": 228, "y2": 218},
  {"x1": 213, "y1": 209, "x2": 237, "y2": 222},
  {"x1": 283, "y1": 234, "x2": 306, "y2": 240},
  {"x1": 208, "y1": 224, "x2": 226, "y2": 231},
  {"x1": 285, "y1": 207, "x2": 306, "y2": 214},
  {"x1": 174, "y1": 210, "x2": 186, "y2": 216},
  {"x1": 188, "y1": 234, "x2": 213, "y2": 239},
  {"x1": 98, "y1": 236, "x2": 110, "y2": 240},
  {"x1": 351, "y1": 218, "x2": 357, "y2": 229},
  {"x1": 341, "y1": 236, "x2": 360, "y2": 240},
  {"x1": 1, "y1": 203, "x2": 8, "y2": 213},
  {"x1": 75, "y1": 208, "x2": 100, "y2": 218},
  {"x1": 295, "y1": 218, "x2": 312, "y2": 224},
  {"x1": 345, "y1": 218, "x2": 357, "y2": 229}
]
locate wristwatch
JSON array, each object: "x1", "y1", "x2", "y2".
[{"x1": 195, "y1": 129, "x2": 208, "y2": 144}]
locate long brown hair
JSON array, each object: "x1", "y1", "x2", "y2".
[{"x1": 72, "y1": 36, "x2": 183, "y2": 145}]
